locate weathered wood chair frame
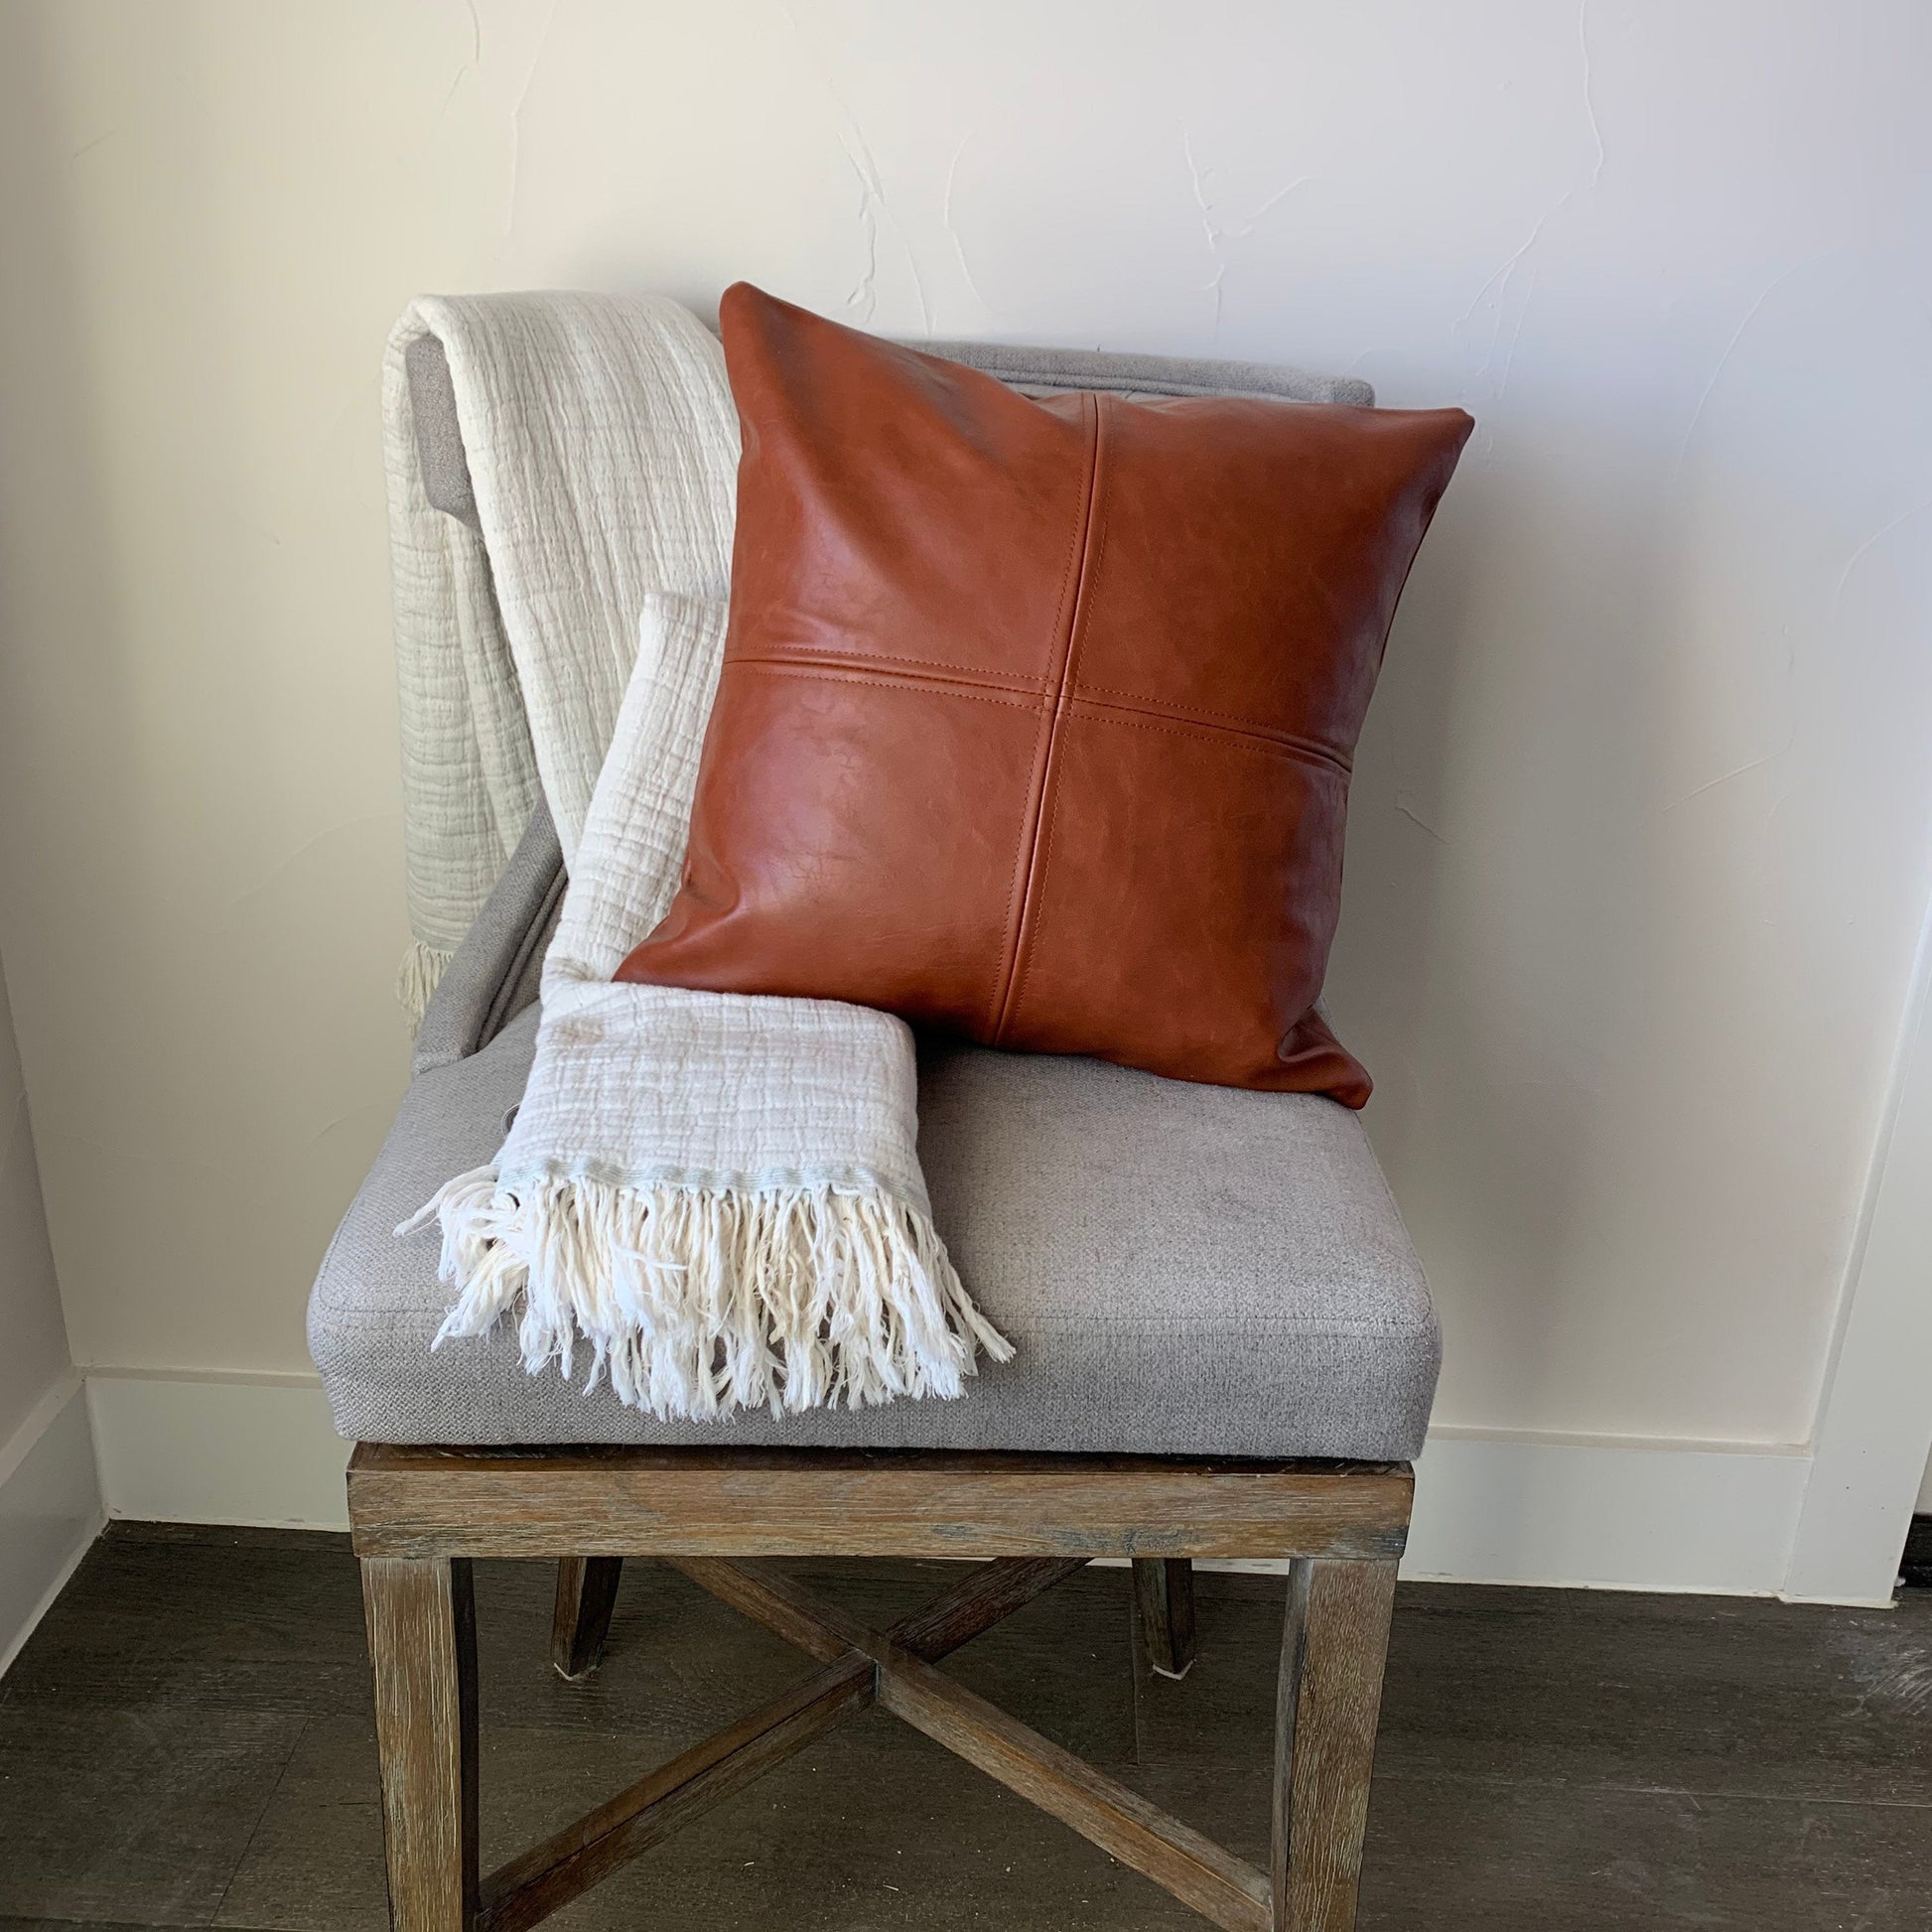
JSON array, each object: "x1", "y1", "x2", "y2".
[{"x1": 350, "y1": 1443, "x2": 1411, "y2": 1932}]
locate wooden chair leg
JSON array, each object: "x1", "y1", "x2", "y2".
[
  {"x1": 363, "y1": 1556, "x2": 480, "y2": 1932},
  {"x1": 1272, "y1": 1558, "x2": 1397, "y2": 1932},
  {"x1": 551, "y1": 1556, "x2": 624, "y2": 1680},
  {"x1": 1133, "y1": 1556, "x2": 1197, "y2": 1679}
]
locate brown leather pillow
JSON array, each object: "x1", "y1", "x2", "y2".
[{"x1": 618, "y1": 284, "x2": 1471, "y2": 1106}]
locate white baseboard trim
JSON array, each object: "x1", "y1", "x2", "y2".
[
  {"x1": 0, "y1": 1376, "x2": 106, "y2": 1677},
  {"x1": 87, "y1": 1369, "x2": 350, "y2": 1530},
  {"x1": 76, "y1": 1371, "x2": 1859, "y2": 1600},
  {"x1": 1403, "y1": 1430, "x2": 1817, "y2": 1599}
]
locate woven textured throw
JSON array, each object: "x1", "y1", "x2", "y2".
[
  {"x1": 388, "y1": 299, "x2": 1008, "y2": 1415},
  {"x1": 383, "y1": 291, "x2": 739, "y2": 1019}
]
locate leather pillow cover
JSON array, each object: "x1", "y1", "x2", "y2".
[{"x1": 619, "y1": 284, "x2": 1471, "y2": 1106}]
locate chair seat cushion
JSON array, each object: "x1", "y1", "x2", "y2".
[{"x1": 308, "y1": 1009, "x2": 1439, "y2": 1459}]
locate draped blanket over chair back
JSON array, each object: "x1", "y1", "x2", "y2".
[{"x1": 383, "y1": 292, "x2": 739, "y2": 1014}]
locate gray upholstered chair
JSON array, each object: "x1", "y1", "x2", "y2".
[{"x1": 310, "y1": 336, "x2": 1438, "y2": 1932}]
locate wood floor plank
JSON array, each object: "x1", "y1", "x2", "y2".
[
  {"x1": 7, "y1": 1535, "x2": 1929, "y2": 1932},
  {"x1": 0, "y1": 1701, "x2": 306, "y2": 1925},
  {"x1": 1356, "y1": 1774, "x2": 1932, "y2": 1932},
  {"x1": 1378, "y1": 1582, "x2": 1932, "y2": 1807},
  {"x1": 0, "y1": 1920, "x2": 188, "y2": 1931},
  {"x1": 211, "y1": 1714, "x2": 392, "y2": 1932},
  {"x1": 1, "y1": 1526, "x2": 369, "y2": 1718},
  {"x1": 1125, "y1": 1574, "x2": 1932, "y2": 1809}
]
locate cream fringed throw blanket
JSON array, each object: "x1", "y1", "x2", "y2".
[
  {"x1": 384, "y1": 292, "x2": 740, "y2": 1017},
  {"x1": 388, "y1": 300, "x2": 1010, "y2": 1416}
]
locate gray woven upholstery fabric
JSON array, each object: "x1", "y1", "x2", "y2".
[
  {"x1": 410, "y1": 798, "x2": 564, "y2": 1079},
  {"x1": 327, "y1": 330, "x2": 1435, "y2": 1457},
  {"x1": 310, "y1": 1008, "x2": 1438, "y2": 1457},
  {"x1": 922, "y1": 338, "x2": 1374, "y2": 408},
  {"x1": 404, "y1": 332, "x2": 482, "y2": 530}
]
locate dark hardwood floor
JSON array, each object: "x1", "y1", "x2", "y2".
[{"x1": 1, "y1": 1521, "x2": 1927, "y2": 1930}]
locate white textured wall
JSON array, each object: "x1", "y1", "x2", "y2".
[{"x1": 0, "y1": 1, "x2": 1928, "y2": 1457}]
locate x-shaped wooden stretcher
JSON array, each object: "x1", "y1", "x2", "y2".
[{"x1": 475, "y1": 1555, "x2": 1274, "y2": 1932}]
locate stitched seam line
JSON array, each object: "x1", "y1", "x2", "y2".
[
  {"x1": 1072, "y1": 693, "x2": 1352, "y2": 770},
  {"x1": 1076, "y1": 679, "x2": 1320, "y2": 726},
  {"x1": 1066, "y1": 695, "x2": 1352, "y2": 768},
  {"x1": 995, "y1": 395, "x2": 1110, "y2": 1044},
  {"x1": 732, "y1": 654, "x2": 1047, "y2": 701},
  {"x1": 732, "y1": 643, "x2": 1052, "y2": 687},
  {"x1": 1066, "y1": 704, "x2": 1354, "y2": 771},
  {"x1": 733, "y1": 661, "x2": 1041, "y2": 711},
  {"x1": 1008, "y1": 433, "x2": 1117, "y2": 1034},
  {"x1": 982, "y1": 396, "x2": 1098, "y2": 1040},
  {"x1": 737, "y1": 660, "x2": 1351, "y2": 768}
]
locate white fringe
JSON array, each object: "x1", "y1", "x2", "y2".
[
  {"x1": 399, "y1": 1170, "x2": 1014, "y2": 1420},
  {"x1": 396, "y1": 941, "x2": 455, "y2": 1033}
]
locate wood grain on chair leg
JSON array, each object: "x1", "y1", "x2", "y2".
[
  {"x1": 363, "y1": 1556, "x2": 480, "y2": 1932},
  {"x1": 551, "y1": 1557, "x2": 623, "y2": 1680},
  {"x1": 1134, "y1": 1557, "x2": 1197, "y2": 1678},
  {"x1": 1272, "y1": 1558, "x2": 1397, "y2": 1932}
]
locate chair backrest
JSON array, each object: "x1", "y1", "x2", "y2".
[
  {"x1": 404, "y1": 319, "x2": 1373, "y2": 1059},
  {"x1": 406, "y1": 327, "x2": 1373, "y2": 528}
]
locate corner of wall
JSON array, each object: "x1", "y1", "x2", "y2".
[{"x1": 0, "y1": 1376, "x2": 104, "y2": 1677}]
